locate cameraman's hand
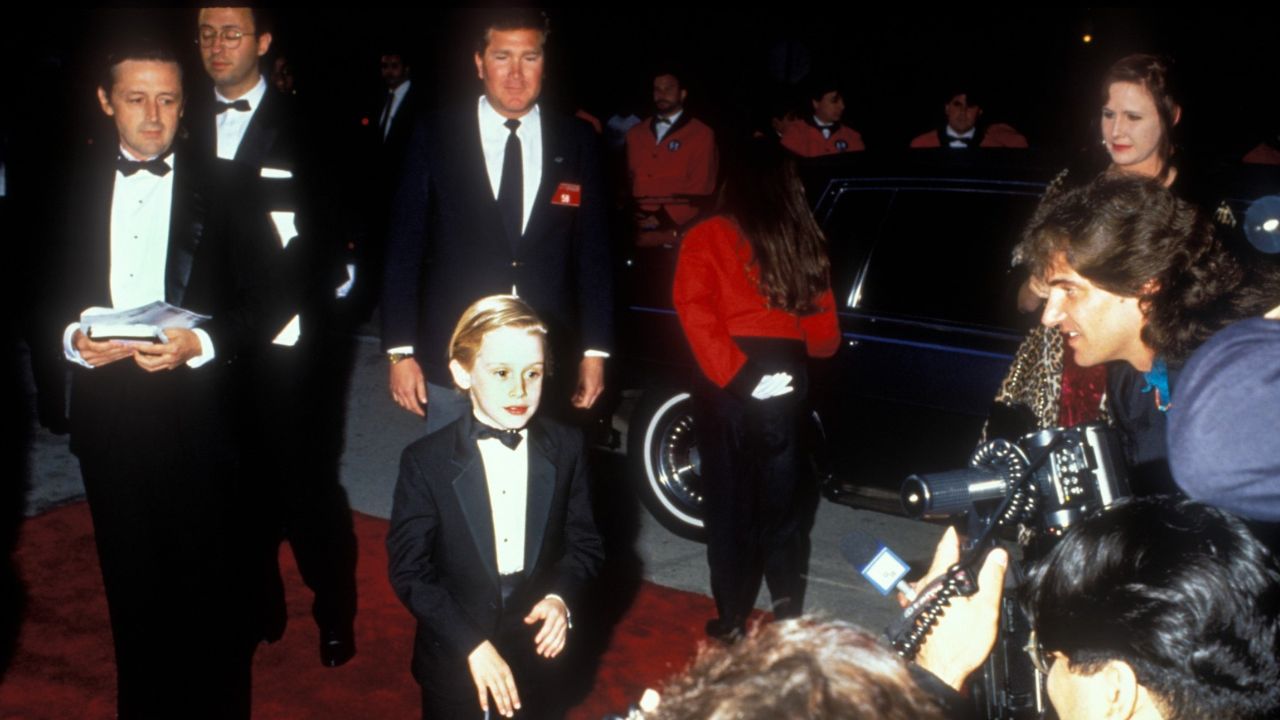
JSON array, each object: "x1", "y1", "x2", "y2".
[{"x1": 911, "y1": 526, "x2": 1009, "y2": 692}]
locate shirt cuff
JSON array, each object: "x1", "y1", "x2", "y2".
[
  {"x1": 583, "y1": 349, "x2": 610, "y2": 358},
  {"x1": 386, "y1": 345, "x2": 414, "y2": 355},
  {"x1": 63, "y1": 322, "x2": 94, "y2": 369},
  {"x1": 186, "y1": 328, "x2": 216, "y2": 368},
  {"x1": 544, "y1": 593, "x2": 572, "y2": 629}
]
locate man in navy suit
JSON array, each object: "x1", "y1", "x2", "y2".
[
  {"x1": 192, "y1": 5, "x2": 359, "y2": 666},
  {"x1": 382, "y1": 9, "x2": 613, "y2": 433},
  {"x1": 55, "y1": 40, "x2": 281, "y2": 718}
]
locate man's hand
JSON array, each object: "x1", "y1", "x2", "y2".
[
  {"x1": 131, "y1": 328, "x2": 203, "y2": 372},
  {"x1": 389, "y1": 356, "x2": 427, "y2": 417},
  {"x1": 910, "y1": 526, "x2": 1009, "y2": 692},
  {"x1": 571, "y1": 356, "x2": 605, "y2": 409},
  {"x1": 467, "y1": 640, "x2": 520, "y2": 718},
  {"x1": 72, "y1": 330, "x2": 134, "y2": 368},
  {"x1": 524, "y1": 595, "x2": 569, "y2": 658}
]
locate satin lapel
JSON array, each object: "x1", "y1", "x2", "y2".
[
  {"x1": 165, "y1": 158, "x2": 204, "y2": 307},
  {"x1": 524, "y1": 421, "x2": 556, "y2": 573},
  {"x1": 234, "y1": 93, "x2": 278, "y2": 167},
  {"x1": 451, "y1": 418, "x2": 500, "y2": 587},
  {"x1": 86, "y1": 160, "x2": 117, "y2": 306},
  {"x1": 520, "y1": 114, "x2": 558, "y2": 250}
]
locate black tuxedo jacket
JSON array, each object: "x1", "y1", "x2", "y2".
[
  {"x1": 188, "y1": 86, "x2": 344, "y2": 339},
  {"x1": 381, "y1": 105, "x2": 613, "y2": 382},
  {"x1": 386, "y1": 414, "x2": 603, "y2": 681},
  {"x1": 54, "y1": 144, "x2": 283, "y2": 464}
]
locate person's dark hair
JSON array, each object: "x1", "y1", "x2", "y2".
[
  {"x1": 1016, "y1": 174, "x2": 1279, "y2": 364},
  {"x1": 717, "y1": 141, "x2": 831, "y2": 315},
  {"x1": 651, "y1": 67, "x2": 685, "y2": 90},
  {"x1": 805, "y1": 76, "x2": 841, "y2": 104},
  {"x1": 943, "y1": 84, "x2": 982, "y2": 108},
  {"x1": 99, "y1": 38, "x2": 183, "y2": 94},
  {"x1": 651, "y1": 618, "x2": 944, "y2": 720},
  {"x1": 474, "y1": 8, "x2": 550, "y2": 55},
  {"x1": 1102, "y1": 54, "x2": 1180, "y2": 181},
  {"x1": 1024, "y1": 497, "x2": 1280, "y2": 720}
]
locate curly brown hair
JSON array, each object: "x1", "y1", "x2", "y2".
[
  {"x1": 1015, "y1": 174, "x2": 1280, "y2": 365},
  {"x1": 649, "y1": 618, "x2": 943, "y2": 720}
]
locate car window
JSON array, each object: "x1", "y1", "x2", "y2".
[
  {"x1": 814, "y1": 187, "x2": 895, "y2": 303},
  {"x1": 856, "y1": 189, "x2": 1040, "y2": 329}
]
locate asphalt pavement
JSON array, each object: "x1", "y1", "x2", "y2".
[{"x1": 18, "y1": 331, "x2": 947, "y2": 635}]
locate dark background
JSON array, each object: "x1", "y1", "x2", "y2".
[{"x1": 6, "y1": 7, "x2": 1279, "y2": 166}]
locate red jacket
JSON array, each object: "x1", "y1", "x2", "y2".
[
  {"x1": 626, "y1": 115, "x2": 718, "y2": 227},
  {"x1": 909, "y1": 123, "x2": 1028, "y2": 148},
  {"x1": 673, "y1": 216, "x2": 840, "y2": 388},
  {"x1": 780, "y1": 120, "x2": 865, "y2": 157}
]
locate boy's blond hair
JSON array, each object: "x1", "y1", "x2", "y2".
[{"x1": 448, "y1": 295, "x2": 550, "y2": 371}]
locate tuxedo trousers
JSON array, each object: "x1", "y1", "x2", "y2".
[
  {"x1": 418, "y1": 607, "x2": 569, "y2": 720},
  {"x1": 242, "y1": 339, "x2": 358, "y2": 638},
  {"x1": 75, "y1": 366, "x2": 256, "y2": 719},
  {"x1": 693, "y1": 338, "x2": 819, "y2": 634}
]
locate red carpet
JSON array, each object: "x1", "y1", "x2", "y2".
[{"x1": 0, "y1": 502, "x2": 745, "y2": 719}]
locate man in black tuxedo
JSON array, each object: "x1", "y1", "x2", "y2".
[
  {"x1": 192, "y1": 5, "x2": 358, "y2": 666},
  {"x1": 382, "y1": 8, "x2": 613, "y2": 433},
  {"x1": 54, "y1": 41, "x2": 280, "y2": 719}
]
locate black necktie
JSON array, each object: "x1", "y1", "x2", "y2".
[
  {"x1": 379, "y1": 90, "x2": 395, "y2": 136},
  {"x1": 473, "y1": 424, "x2": 523, "y2": 450},
  {"x1": 498, "y1": 118, "x2": 523, "y2": 241},
  {"x1": 215, "y1": 99, "x2": 251, "y2": 114},
  {"x1": 116, "y1": 154, "x2": 172, "y2": 177}
]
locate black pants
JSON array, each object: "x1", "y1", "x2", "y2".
[
  {"x1": 694, "y1": 338, "x2": 817, "y2": 634},
  {"x1": 418, "y1": 612, "x2": 568, "y2": 720},
  {"x1": 80, "y1": 448, "x2": 255, "y2": 720},
  {"x1": 243, "y1": 340, "x2": 359, "y2": 639}
]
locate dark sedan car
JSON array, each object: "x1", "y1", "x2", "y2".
[{"x1": 616, "y1": 151, "x2": 1052, "y2": 537}]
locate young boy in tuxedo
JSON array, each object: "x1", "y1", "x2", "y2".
[{"x1": 388, "y1": 295, "x2": 604, "y2": 719}]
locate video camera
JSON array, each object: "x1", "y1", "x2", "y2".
[{"x1": 890, "y1": 422, "x2": 1131, "y2": 719}]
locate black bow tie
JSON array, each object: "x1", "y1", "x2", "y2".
[
  {"x1": 473, "y1": 424, "x2": 523, "y2": 450},
  {"x1": 116, "y1": 154, "x2": 172, "y2": 177},
  {"x1": 215, "y1": 99, "x2": 251, "y2": 114}
]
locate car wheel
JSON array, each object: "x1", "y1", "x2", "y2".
[{"x1": 628, "y1": 390, "x2": 706, "y2": 541}]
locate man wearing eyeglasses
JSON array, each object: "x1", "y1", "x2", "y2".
[{"x1": 192, "y1": 6, "x2": 359, "y2": 669}]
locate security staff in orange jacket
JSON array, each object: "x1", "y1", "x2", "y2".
[
  {"x1": 909, "y1": 89, "x2": 1028, "y2": 149},
  {"x1": 625, "y1": 70, "x2": 718, "y2": 246},
  {"x1": 780, "y1": 81, "x2": 865, "y2": 157}
]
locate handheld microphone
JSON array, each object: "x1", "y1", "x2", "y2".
[{"x1": 840, "y1": 530, "x2": 917, "y2": 602}]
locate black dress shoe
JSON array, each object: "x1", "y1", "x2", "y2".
[
  {"x1": 704, "y1": 618, "x2": 745, "y2": 644},
  {"x1": 320, "y1": 626, "x2": 356, "y2": 667}
]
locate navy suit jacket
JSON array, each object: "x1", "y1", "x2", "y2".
[
  {"x1": 386, "y1": 414, "x2": 603, "y2": 680},
  {"x1": 381, "y1": 104, "x2": 613, "y2": 382}
]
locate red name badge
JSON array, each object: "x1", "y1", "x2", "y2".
[{"x1": 551, "y1": 182, "x2": 582, "y2": 207}]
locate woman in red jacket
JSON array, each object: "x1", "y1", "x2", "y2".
[{"x1": 673, "y1": 142, "x2": 839, "y2": 641}]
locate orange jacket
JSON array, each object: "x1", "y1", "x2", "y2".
[
  {"x1": 626, "y1": 115, "x2": 718, "y2": 227},
  {"x1": 673, "y1": 217, "x2": 839, "y2": 388},
  {"x1": 909, "y1": 123, "x2": 1028, "y2": 148},
  {"x1": 780, "y1": 120, "x2": 865, "y2": 157}
]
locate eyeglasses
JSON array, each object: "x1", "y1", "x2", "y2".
[
  {"x1": 197, "y1": 28, "x2": 255, "y2": 49},
  {"x1": 1024, "y1": 631, "x2": 1057, "y2": 676}
]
